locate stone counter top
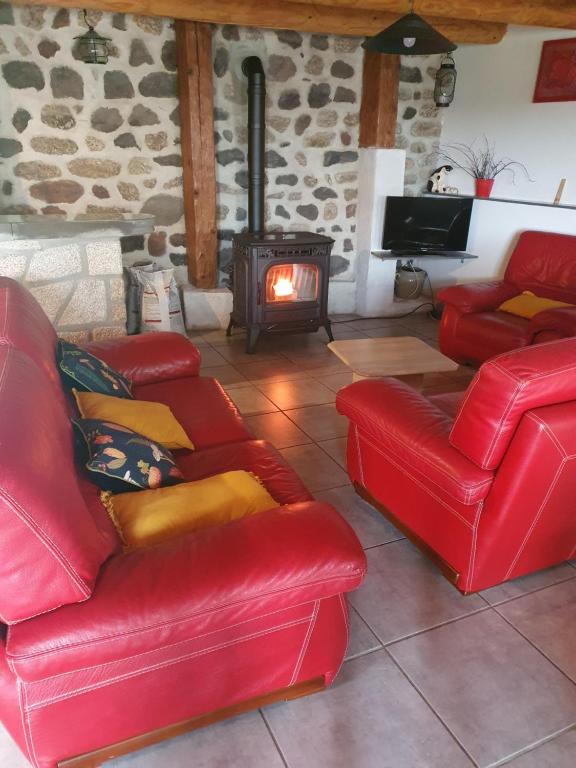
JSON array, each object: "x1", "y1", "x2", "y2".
[{"x1": 0, "y1": 213, "x2": 155, "y2": 242}]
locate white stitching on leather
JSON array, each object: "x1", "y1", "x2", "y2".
[
  {"x1": 483, "y1": 379, "x2": 526, "y2": 467},
  {"x1": 18, "y1": 682, "x2": 35, "y2": 767},
  {"x1": 504, "y1": 458, "x2": 567, "y2": 580},
  {"x1": 465, "y1": 501, "x2": 484, "y2": 592},
  {"x1": 1, "y1": 289, "x2": 8, "y2": 338},
  {"x1": 354, "y1": 424, "x2": 365, "y2": 486},
  {"x1": 338, "y1": 593, "x2": 349, "y2": 635},
  {"x1": 357, "y1": 431, "x2": 476, "y2": 526},
  {"x1": 451, "y1": 367, "x2": 482, "y2": 431},
  {"x1": 352, "y1": 419, "x2": 492, "y2": 506},
  {"x1": 341, "y1": 401, "x2": 492, "y2": 495},
  {"x1": 27, "y1": 617, "x2": 312, "y2": 710},
  {"x1": 525, "y1": 412, "x2": 567, "y2": 458},
  {"x1": 7, "y1": 572, "x2": 361, "y2": 662},
  {"x1": 20, "y1": 682, "x2": 41, "y2": 768},
  {"x1": 492, "y1": 336, "x2": 575, "y2": 362},
  {"x1": 0, "y1": 487, "x2": 91, "y2": 598},
  {"x1": 489, "y1": 361, "x2": 521, "y2": 384},
  {"x1": 290, "y1": 600, "x2": 319, "y2": 685},
  {"x1": 15, "y1": 603, "x2": 315, "y2": 678},
  {"x1": 0, "y1": 349, "x2": 91, "y2": 598}
]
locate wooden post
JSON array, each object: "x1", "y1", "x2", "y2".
[
  {"x1": 359, "y1": 52, "x2": 400, "y2": 149},
  {"x1": 175, "y1": 20, "x2": 217, "y2": 288}
]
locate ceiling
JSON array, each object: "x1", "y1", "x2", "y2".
[{"x1": 16, "y1": 0, "x2": 576, "y2": 43}]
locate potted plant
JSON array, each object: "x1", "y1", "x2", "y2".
[{"x1": 438, "y1": 137, "x2": 531, "y2": 198}]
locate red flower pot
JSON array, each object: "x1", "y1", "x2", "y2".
[{"x1": 475, "y1": 178, "x2": 495, "y2": 198}]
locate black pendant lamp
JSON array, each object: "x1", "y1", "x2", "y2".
[{"x1": 363, "y1": 2, "x2": 457, "y2": 55}]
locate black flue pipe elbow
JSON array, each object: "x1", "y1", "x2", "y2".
[{"x1": 242, "y1": 56, "x2": 266, "y2": 235}]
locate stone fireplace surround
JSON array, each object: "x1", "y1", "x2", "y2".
[{"x1": 0, "y1": 213, "x2": 153, "y2": 341}]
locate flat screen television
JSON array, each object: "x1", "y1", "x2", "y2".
[{"x1": 383, "y1": 196, "x2": 473, "y2": 254}]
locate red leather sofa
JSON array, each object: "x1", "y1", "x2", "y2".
[
  {"x1": 0, "y1": 277, "x2": 366, "y2": 768},
  {"x1": 337, "y1": 337, "x2": 576, "y2": 594},
  {"x1": 438, "y1": 230, "x2": 576, "y2": 365}
]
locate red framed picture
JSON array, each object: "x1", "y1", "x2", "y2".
[{"x1": 534, "y1": 37, "x2": 576, "y2": 103}]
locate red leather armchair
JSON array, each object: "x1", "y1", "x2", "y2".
[
  {"x1": 337, "y1": 337, "x2": 576, "y2": 594},
  {"x1": 437, "y1": 230, "x2": 576, "y2": 365},
  {"x1": 0, "y1": 278, "x2": 366, "y2": 768}
]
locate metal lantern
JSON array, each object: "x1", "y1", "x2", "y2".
[
  {"x1": 74, "y1": 11, "x2": 110, "y2": 64},
  {"x1": 363, "y1": 11, "x2": 457, "y2": 55},
  {"x1": 434, "y1": 54, "x2": 457, "y2": 107}
]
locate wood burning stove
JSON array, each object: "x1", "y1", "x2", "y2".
[
  {"x1": 228, "y1": 231, "x2": 334, "y2": 353},
  {"x1": 227, "y1": 55, "x2": 334, "y2": 354}
]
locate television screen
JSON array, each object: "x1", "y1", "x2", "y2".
[{"x1": 383, "y1": 196, "x2": 473, "y2": 253}]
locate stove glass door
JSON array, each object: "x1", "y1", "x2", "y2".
[{"x1": 265, "y1": 263, "x2": 319, "y2": 304}]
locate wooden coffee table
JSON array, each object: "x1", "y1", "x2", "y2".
[{"x1": 328, "y1": 336, "x2": 458, "y2": 388}]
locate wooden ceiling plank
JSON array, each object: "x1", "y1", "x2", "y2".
[
  {"x1": 13, "y1": 0, "x2": 507, "y2": 44},
  {"x1": 278, "y1": 0, "x2": 576, "y2": 31}
]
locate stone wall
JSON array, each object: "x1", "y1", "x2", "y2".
[
  {"x1": 395, "y1": 54, "x2": 444, "y2": 196},
  {"x1": 0, "y1": 4, "x2": 187, "y2": 278},
  {"x1": 0, "y1": 4, "x2": 441, "y2": 297},
  {"x1": 0, "y1": 236, "x2": 126, "y2": 341},
  {"x1": 211, "y1": 25, "x2": 362, "y2": 286}
]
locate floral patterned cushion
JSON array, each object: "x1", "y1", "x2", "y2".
[
  {"x1": 57, "y1": 340, "x2": 133, "y2": 399},
  {"x1": 73, "y1": 419, "x2": 184, "y2": 493}
]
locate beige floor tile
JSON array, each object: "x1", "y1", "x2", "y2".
[
  {"x1": 343, "y1": 317, "x2": 408, "y2": 330},
  {"x1": 214, "y1": 343, "x2": 283, "y2": 364},
  {"x1": 279, "y1": 443, "x2": 348, "y2": 491},
  {"x1": 389, "y1": 610, "x2": 576, "y2": 768},
  {"x1": 502, "y1": 728, "x2": 576, "y2": 768},
  {"x1": 345, "y1": 605, "x2": 382, "y2": 660},
  {"x1": 315, "y1": 371, "x2": 354, "y2": 392},
  {"x1": 197, "y1": 347, "x2": 229, "y2": 368},
  {"x1": 257, "y1": 379, "x2": 336, "y2": 409},
  {"x1": 285, "y1": 403, "x2": 348, "y2": 441},
  {"x1": 243, "y1": 411, "x2": 311, "y2": 449},
  {"x1": 316, "y1": 485, "x2": 405, "y2": 549},
  {"x1": 318, "y1": 437, "x2": 347, "y2": 467},
  {"x1": 497, "y1": 578, "x2": 576, "y2": 681},
  {"x1": 234, "y1": 358, "x2": 310, "y2": 382},
  {"x1": 264, "y1": 652, "x2": 473, "y2": 768},
  {"x1": 225, "y1": 384, "x2": 278, "y2": 416},
  {"x1": 350, "y1": 540, "x2": 486, "y2": 645},
  {"x1": 110, "y1": 711, "x2": 284, "y2": 767},
  {"x1": 199, "y1": 364, "x2": 247, "y2": 386},
  {"x1": 481, "y1": 563, "x2": 576, "y2": 606},
  {"x1": 363, "y1": 326, "x2": 418, "y2": 339}
]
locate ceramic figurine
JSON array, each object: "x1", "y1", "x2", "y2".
[{"x1": 427, "y1": 165, "x2": 459, "y2": 195}]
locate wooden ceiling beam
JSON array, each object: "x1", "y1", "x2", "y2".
[
  {"x1": 13, "y1": 0, "x2": 506, "y2": 44},
  {"x1": 279, "y1": 0, "x2": 576, "y2": 31}
]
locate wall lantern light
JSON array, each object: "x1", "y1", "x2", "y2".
[
  {"x1": 74, "y1": 9, "x2": 111, "y2": 64},
  {"x1": 434, "y1": 54, "x2": 457, "y2": 107}
]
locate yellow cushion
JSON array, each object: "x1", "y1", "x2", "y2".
[
  {"x1": 101, "y1": 470, "x2": 277, "y2": 548},
  {"x1": 498, "y1": 291, "x2": 574, "y2": 320},
  {"x1": 74, "y1": 390, "x2": 194, "y2": 451}
]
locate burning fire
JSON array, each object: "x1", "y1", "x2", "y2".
[{"x1": 273, "y1": 277, "x2": 296, "y2": 298}]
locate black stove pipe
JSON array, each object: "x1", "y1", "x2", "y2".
[{"x1": 242, "y1": 56, "x2": 266, "y2": 235}]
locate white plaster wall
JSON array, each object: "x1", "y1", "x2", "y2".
[
  {"x1": 410, "y1": 25, "x2": 576, "y2": 293},
  {"x1": 440, "y1": 25, "x2": 576, "y2": 205},
  {"x1": 409, "y1": 200, "x2": 576, "y2": 292}
]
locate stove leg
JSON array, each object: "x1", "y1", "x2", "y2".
[
  {"x1": 323, "y1": 320, "x2": 334, "y2": 343},
  {"x1": 226, "y1": 315, "x2": 235, "y2": 337},
  {"x1": 246, "y1": 327, "x2": 260, "y2": 354}
]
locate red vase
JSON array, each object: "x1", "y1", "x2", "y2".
[{"x1": 475, "y1": 178, "x2": 495, "y2": 198}]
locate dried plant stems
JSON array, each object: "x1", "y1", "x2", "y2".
[{"x1": 438, "y1": 137, "x2": 532, "y2": 182}]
